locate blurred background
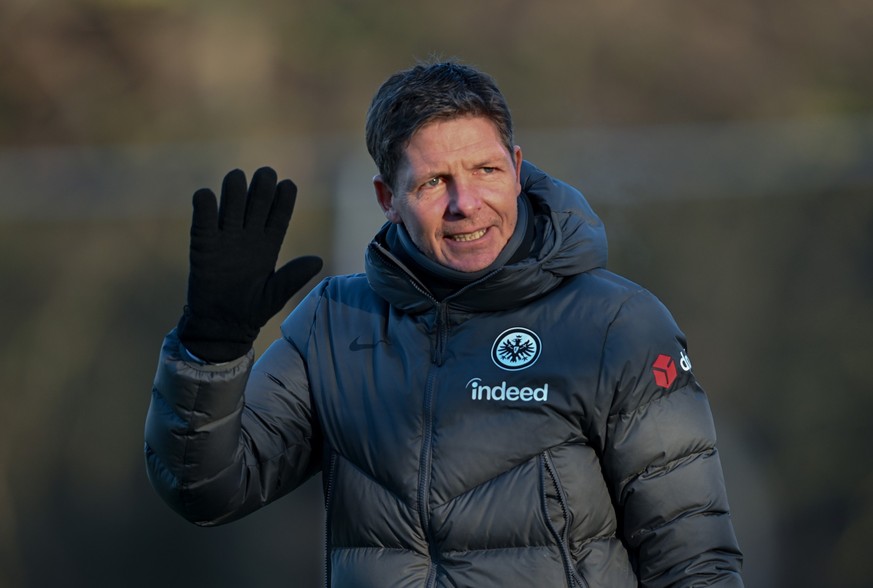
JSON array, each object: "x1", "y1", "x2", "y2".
[{"x1": 1, "y1": 0, "x2": 871, "y2": 586}]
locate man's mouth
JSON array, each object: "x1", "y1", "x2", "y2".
[{"x1": 449, "y1": 228, "x2": 487, "y2": 242}]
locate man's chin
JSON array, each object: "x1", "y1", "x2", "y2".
[{"x1": 440, "y1": 255, "x2": 498, "y2": 273}]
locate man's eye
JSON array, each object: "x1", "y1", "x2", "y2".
[
  {"x1": 482, "y1": 167, "x2": 496, "y2": 174},
  {"x1": 425, "y1": 177, "x2": 441, "y2": 188}
]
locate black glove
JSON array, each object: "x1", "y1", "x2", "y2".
[{"x1": 177, "y1": 166, "x2": 323, "y2": 362}]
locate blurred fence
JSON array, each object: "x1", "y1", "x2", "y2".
[{"x1": 3, "y1": 114, "x2": 871, "y2": 222}]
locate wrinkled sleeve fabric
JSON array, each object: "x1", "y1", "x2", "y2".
[
  {"x1": 598, "y1": 289, "x2": 743, "y2": 587},
  {"x1": 144, "y1": 281, "x2": 328, "y2": 526}
]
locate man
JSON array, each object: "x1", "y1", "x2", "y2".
[{"x1": 145, "y1": 61, "x2": 744, "y2": 587}]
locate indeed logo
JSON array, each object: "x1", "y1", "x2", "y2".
[{"x1": 466, "y1": 378, "x2": 549, "y2": 402}]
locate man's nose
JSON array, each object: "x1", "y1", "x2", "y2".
[{"x1": 447, "y1": 179, "x2": 481, "y2": 216}]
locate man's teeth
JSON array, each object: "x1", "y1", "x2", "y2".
[{"x1": 450, "y1": 229, "x2": 487, "y2": 242}]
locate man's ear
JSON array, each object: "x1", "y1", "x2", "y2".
[
  {"x1": 512, "y1": 145, "x2": 523, "y2": 184},
  {"x1": 374, "y1": 175, "x2": 402, "y2": 224}
]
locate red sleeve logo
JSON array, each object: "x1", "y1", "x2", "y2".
[{"x1": 652, "y1": 354, "x2": 677, "y2": 388}]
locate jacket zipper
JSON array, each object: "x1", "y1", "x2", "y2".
[
  {"x1": 323, "y1": 450, "x2": 338, "y2": 588},
  {"x1": 542, "y1": 451, "x2": 587, "y2": 588},
  {"x1": 418, "y1": 301, "x2": 448, "y2": 588},
  {"x1": 431, "y1": 302, "x2": 449, "y2": 366},
  {"x1": 372, "y1": 244, "x2": 459, "y2": 586},
  {"x1": 418, "y1": 367, "x2": 438, "y2": 588}
]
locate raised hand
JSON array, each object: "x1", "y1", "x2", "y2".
[{"x1": 177, "y1": 166, "x2": 323, "y2": 362}]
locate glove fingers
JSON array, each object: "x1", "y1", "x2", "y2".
[
  {"x1": 245, "y1": 166, "x2": 279, "y2": 228},
  {"x1": 264, "y1": 255, "x2": 324, "y2": 315},
  {"x1": 266, "y1": 178, "x2": 297, "y2": 233},
  {"x1": 219, "y1": 169, "x2": 248, "y2": 231},
  {"x1": 191, "y1": 188, "x2": 218, "y2": 236}
]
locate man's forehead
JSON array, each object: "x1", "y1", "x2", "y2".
[{"x1": 403, "y1": 117, "x2": 506, "y2": 165}]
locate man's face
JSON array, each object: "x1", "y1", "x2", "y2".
[{"x1": 374, "y1": 116, "x2": 523, "y2": 273}]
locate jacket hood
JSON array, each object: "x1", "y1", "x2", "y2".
[{"x1": 365, "y1": 161, "x2": 608, "y2": 314}]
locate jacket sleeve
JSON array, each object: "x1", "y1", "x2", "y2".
[
  {"x1": 144, "y1": 282, "x2": 327, "y2": 526},
  {"x1": 597, "y1": 289, "x2": 743, "y2": 587}
]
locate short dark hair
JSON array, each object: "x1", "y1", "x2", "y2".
[{"x1": 365, "y1": 60, "x2": 514, "y2": 191}]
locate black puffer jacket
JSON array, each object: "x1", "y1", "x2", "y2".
[{"x1": 145, "y1": 162, "x2": 743, "y2": 587}]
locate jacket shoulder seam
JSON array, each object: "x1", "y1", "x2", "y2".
[{"x1": 594, "y1": 287, "x2": 648, "y2": 422}]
